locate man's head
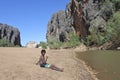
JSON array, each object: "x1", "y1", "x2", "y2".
[{"x1": 41, "y1": 49, "x2": 46, "y2": 56}]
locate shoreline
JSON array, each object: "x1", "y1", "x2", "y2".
[{"x1": 72, "y1": 50, "x2": 99, "y2": 80}]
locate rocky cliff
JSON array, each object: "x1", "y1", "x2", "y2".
[
  {"x1": 0, "y1": 23, "x2": 21, "y2": 46},
  {"x1": 46, "y1": 0, "x2": 107, "y2": 41},
  {"x1": 46, "y1": 10, "x2": 74, "y2": 42},
  {"x1": 46, "y1": 0, "x2": 120, "y2": 49}
]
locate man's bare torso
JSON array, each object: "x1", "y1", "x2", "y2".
[{"x1": 40, "y1": 55, "x2": 47, "y2": 64}]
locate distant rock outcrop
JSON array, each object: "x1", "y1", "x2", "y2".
[
  {"x1": 0, "y1": 23, "x2": 21, "y2": 46},
  {"x1": 26, "y1": 41, "x2": 38, "y2": 48}
]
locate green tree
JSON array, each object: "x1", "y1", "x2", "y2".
[
  {"x1": 106, "y1": 11, "x2": 120, "y2": 42},
  {"x1": 39, "y1": 41, "x2": 47, "y2": 49}
]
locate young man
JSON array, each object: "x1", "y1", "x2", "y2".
[{"x1": 36, "y1": 49, "x2": 64, "y2": 72}]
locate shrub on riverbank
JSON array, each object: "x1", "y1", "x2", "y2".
[
  {"x1": 47, "y1": 33, "x2": 81, "y2": 49},
  {"x1": 85, "y1": 10, "x2": 120, "y2": 47},
  {"x1": 0, "y1": 39, "x2": 14, "y2": 47},
  {"x1": 106, "y1": 11, "x2": 120, "y2": 43},
  {"x1": 39, "y1": 41, "x2": 47, "y2": 49}
]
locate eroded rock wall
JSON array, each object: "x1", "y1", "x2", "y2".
[
  {"x1": 46, "y1": 0, "x2": 113, "y2": 43},
  {"x1": 0, "y1": 23, "x2": 21, "y2": 46}
]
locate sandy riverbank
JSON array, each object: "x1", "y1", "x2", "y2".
[{"x1": 0, "y1": 47, "x2": 97, "y2": 80}]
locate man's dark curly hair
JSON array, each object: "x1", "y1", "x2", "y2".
[{"x1": 41, "y1": 49, "x2": 46, "y2": 53}]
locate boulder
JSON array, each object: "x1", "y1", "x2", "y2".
[
  {"x1": 26, "y1": 41, "x2": 38, "y2": 48},
  {"x1": 117, "y1": 47, "x2": 120, "y2": 50},
  {"x1": 89, "y1": 16, "x2": 106, "y2": 34},
  {"x1": 74, "y1": 43, "x2": 88, "y2": 52}
]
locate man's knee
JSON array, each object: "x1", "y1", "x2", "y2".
[{"x1": 50, "y1": 64, "x2": 54, "y2": 67}]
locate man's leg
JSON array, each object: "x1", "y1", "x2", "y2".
[{"x1": 50, "y1": 64, "x2": 64, "y2": 72}]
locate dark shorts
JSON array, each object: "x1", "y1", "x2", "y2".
[{"x1": 40, "y1": 63, "x2": 51, "y2": 68}]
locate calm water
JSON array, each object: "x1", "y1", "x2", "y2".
[{"x1": 76, "y1": 50, "x2": 120, "y2": 80}]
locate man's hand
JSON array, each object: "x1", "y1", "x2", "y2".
[
  {"x1": 36, "y1": 61, "x2": 40, "y2": 65},
  {"x1": 36, "y1": 62, "x2": 39, "y2": 65},
  {"x1": 46, "y1": 56, "x2": 48, "y2": 59},
  {"x1": 46, "y1": 56, "x2": 48, "y2": 62}
]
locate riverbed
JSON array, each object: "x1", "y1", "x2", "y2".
[{"x1": 76, "y1": 50, "x2": 120, "y2": 80}]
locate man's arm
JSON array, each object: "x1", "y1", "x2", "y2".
[
  {"x1": 45, "y1": 56, "x2": 48, "y2": 62},
  {"x1": 36, "y1": 57, "x2": 41, "y2": 65}
]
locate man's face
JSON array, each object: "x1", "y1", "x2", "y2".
[{"x1": 41, "y1": 52, "x2": 45, "y2": 56}]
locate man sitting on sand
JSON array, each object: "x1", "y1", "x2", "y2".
[{"x1": 36, "y1": 49, "x2": 64, "y2": 72}]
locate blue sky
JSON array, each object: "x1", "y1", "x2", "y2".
[{"x1": 0, "y1": 0, "x2": 69, "y2": 46}]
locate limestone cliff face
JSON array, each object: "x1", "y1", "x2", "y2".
[
  {"x1": 46, "y1": 10, "x2": 74, "y2": 42},
  {"x1": 46, "y1": 0, "x2": 111, "y2": 42},
  {"x1": 0, "y1": 23, "x2": 21, "y2": 46},
  {"x1": 71, "y1": 0, "x2": 88, "y2": 38},
  {"x1": 46, "y1": 0, "x2": 120, "y2": 49}
]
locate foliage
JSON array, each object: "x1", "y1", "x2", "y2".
[
  {"x1": 47, "y1": 36, "x2": 62, "y2": 49},
  {"x1": 110, "y1": 0, "x2": 120, "y2": 11},
  {"x1": 62, "y1": 32, "x2": 80, "y2": 48},
  {"x1": 86, "y1": 16, "x2": 108, "y2": 46},
  {"x1": 111, "y1": 0, "x2": 120, "y2": 3},
  {"x1": 100, "y1": 0, "x2": 114, "y2": 20},
  {"x1": 85, "y1": 11, "x2": 120, "y2": 46},
  {"x1": 0, "y1": 39, "x2": 14, "y2": 47},
  {"x1": 47, "y1": 33, "x2": 81, "y2": 49},
  {"x1": 85, "y1": 32, "x2": 107, "y2": 46},
  {"x1": 103, "y1": 0, "x2": 113, "y2": 11},
  {"x1": 39, "y1": 41, "x2": 47, "y2": 49},
  {"x1": 106, "y1": 11, "x2": 120, "y2": 42}
]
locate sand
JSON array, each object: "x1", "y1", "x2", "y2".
[{"x1": 0, "y1": 47, "x2": 97, "y2": 80}]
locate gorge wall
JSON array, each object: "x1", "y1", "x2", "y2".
[
  {"x1": 46, "y1": 10, "x2": 74, "y2": 42},
  {"x1": 0, "y1": 23, "x2": 21, "y2": 46},
  {"x1": 46, "y1": 0, "x2": 108, "y2": 41},
  {"x1": 46, "y1": 0, "x2": 120, "y2": 49}
]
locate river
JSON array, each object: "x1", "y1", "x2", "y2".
[{"x1": 76, "y1": 50, "x2": 120, "y2": 80}]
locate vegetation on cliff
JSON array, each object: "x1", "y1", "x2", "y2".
[
  {"x1": 85, "y1": 0, "x2": 120, "y2": 48},
  {"x1": 106, "y1": 11, "x2": 120, "y2": 44}
]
